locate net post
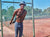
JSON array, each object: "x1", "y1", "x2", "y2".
[{"x1": 31, "y1": 0, "x2": 35, "y2": 37}]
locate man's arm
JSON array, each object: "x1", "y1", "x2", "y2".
[
  {"x1": 23, "y1": 11, "x2": 27, "y2": 17},
  {"x1": 22, "y1": 10, "x2": 27, "y2": 20},
  {"x1": 10, "y1": 9, "x2": 18, "y2": 24},
  {"x1": 23, "y1": 10, "x2": 27, "y2": 17}
]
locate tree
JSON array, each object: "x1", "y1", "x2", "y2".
[
  {"x1": 2, "y1": 9, "x2": 7, "y2": 15},
  {"x1": 24, "y1": 6, "x2": 32, "y2": 16},
  {"x1": 42, "y1": 7, "x2": 50, "y2": 15},
  {"x1": 7, "y1": 6, "x2": 15, "y2": 17},
  {"x1": 34, "y1": 8, "x2": 42, "y2": 14}
]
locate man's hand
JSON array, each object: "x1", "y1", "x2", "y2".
[
  {"x1": 10, "y1": 21, "x2": 12, "y2": 24},
  {"x1": 10, "y1": 9, "x2": 18, "y2": 24}
]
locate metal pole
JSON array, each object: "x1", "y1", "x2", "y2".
[
  {"x1": 0, "y1": 0, "x2": 3, "y2": 37},
  {"x1": 13, "y1": 0, "x2": 14, "y2": 10},
  {"x1": 32, "y1": 0, "x2": 35, "y2": 37},
  {"x1": 2, "y1": 1, "x2": 32, "y2": 4}
]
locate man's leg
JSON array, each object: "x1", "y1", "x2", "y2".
[
  {"x1": 19, "y1": 23, "x2": 23, "y2": 37},
  {"x1": 15, "y1": 22, "x2": 18, "y2": 37}
]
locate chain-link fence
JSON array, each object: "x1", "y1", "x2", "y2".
[{"x1": 0, "y1": 0, "x2": 33, "y2": 37}]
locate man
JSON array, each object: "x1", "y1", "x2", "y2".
[{"x1": 10, "y1": 1, "x2": 27, "y2": 37}]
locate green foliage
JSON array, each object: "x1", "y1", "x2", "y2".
[
  {"x1": 24, "y1": 6, "x2": 32, "y2": 16},
  {"x1": 7, "y1": 6, "x2": 15, "y2": 17},
  {"x1": 2, "y1": 9, "x2": 7, "y2": 15},
  {"x1": 0, "y1": 6, "x2": 50, "y2": 21},
  {"x1": 34, "y1": 8, "x2": 42, "y2": 14}
]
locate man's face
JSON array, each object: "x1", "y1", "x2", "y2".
[{"x1": 20, "y1": 5, "x2": 25, "y2": 9}]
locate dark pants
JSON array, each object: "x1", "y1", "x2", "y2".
[{"x1": 15, "y1": 22, "x2": 23, "y2": 37}]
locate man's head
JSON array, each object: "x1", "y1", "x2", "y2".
[{"x1": 19, "y1": 1, "x2": 26, "y2": 9}]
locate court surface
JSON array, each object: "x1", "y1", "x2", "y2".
[{"x1": 0, "y1": 18, "x2": 50, "y2": 37}]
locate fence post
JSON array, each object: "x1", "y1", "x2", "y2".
[
  {"x1": 32, "y1": 0, "x2": 35, "y2": 37},
  {"x1": 0, "y1": 0, "x2": 3, "y2": 37}
]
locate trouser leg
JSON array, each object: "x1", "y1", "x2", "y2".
[
  {"x1": 15, "y1": 22, "x2": 18, "y2": 37},
  {"x1": 19, "y1": 23, "x2": 23, "y2": 37}
]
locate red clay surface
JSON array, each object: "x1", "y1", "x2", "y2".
[
  {"x1": 0, "y1": 18, "x2": 50, "y2": 37},
  {"x1": 0, "y1": 20, "x2": 33, "y2": 37},
  {"x1": 35, "y1": 18, "x2": 50, "y2": 37}
]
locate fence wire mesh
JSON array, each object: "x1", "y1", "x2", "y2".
[{"x1": 0, "y1": 0, "x2": 33, "y2": 37}]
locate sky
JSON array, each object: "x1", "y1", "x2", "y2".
[
  {"x1": 2, "y1": 0, "x2": 50, "y2": 10},
  {"x1": 34, "y1": 0, "x2": 50, "y2": 10}
]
